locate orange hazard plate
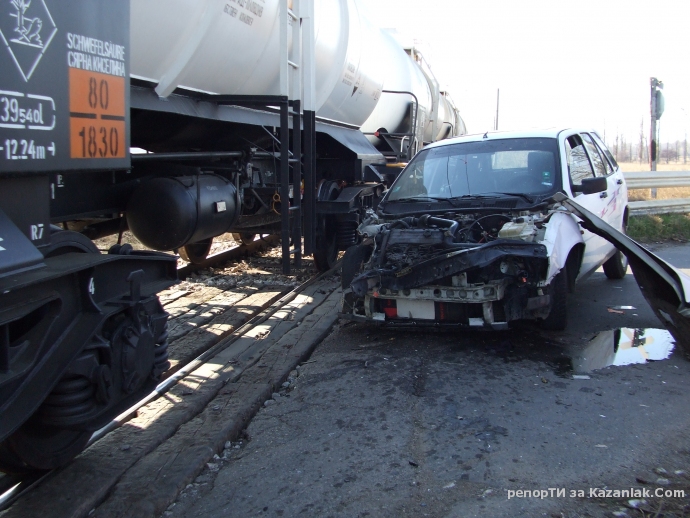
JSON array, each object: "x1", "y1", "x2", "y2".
[{"x1": 69, "y1": 68, "x2": 126, "y2": 159}]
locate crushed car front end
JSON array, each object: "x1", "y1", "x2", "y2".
[
  {"x1": 343, "y1": 212, "x2": 554, "y2": 329},
  {"x1": 340, "y1": 133, "x2": 577, "y2": 329}
]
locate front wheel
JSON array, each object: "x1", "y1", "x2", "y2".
[
  {"x1": 540, "y1": 267, "x2": 568, "y2": 331},
  {"x1": 313, "y1": 217, "x2": 338, "y2": 272},
  {"x1": 340, "y1": 244, "x2": 372, "y2": 313},
  {"x1": 341, "y1": 244, "x2": 372, "y2": 289}
]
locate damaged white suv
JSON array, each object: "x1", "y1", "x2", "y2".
[{"x1": 340, "y1": 129, "x2": 628, "y2": 330}]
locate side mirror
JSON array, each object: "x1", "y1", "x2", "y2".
[{"x1": 574, "y1": 176, "x2": 607, "y2": 195}]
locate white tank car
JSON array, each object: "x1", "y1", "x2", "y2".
[{"x1": 130, "y1": 0, "x2": 464, "y2": 145}]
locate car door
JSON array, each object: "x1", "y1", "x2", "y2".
[
  {"x1": 589, "y1": 132, "x2": 627, "y2": 232},
  {"x1": 561, "y1": 133, "x2": 612, "y2": 278}
]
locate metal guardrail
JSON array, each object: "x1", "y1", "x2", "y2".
[
  {"x1": 623, "y1": 171, "x2": 690, "y2": 215},
  {"x1": 624, "y1": 171, "x2": 690, "y2": 189}
]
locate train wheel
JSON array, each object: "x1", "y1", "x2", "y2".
[
  {"x1": 313, "y1": 217, "x2": 338, "y2": 272},
  {"x1": 0, "y1": 423, "x2": 91, "y2": 473},
  {"x1": 178, "y1": 238, "x2": 213, "y2": 264},
  {"x1": 232, "y1": 233, "x2": 256, "y2": 245},
  {"x1": 0, "y1": 229, "x2": 98, "y2": 472},
  {"x1": 42, "y1": 229, "x2": 100, "y2": 257}
]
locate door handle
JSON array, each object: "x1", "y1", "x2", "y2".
[
  {"x1": 617, "y1": 179, "x2": 623, "y2": 185},
  {"x1": 600, "y1": 192, "x2": 608, "y2": 198}
]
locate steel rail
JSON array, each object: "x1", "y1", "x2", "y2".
[
  {"x1": 0, "y1": 259, "x2": 340, "y2": 513},
  {"x1": 88, "y1": 260, "x2": 338, "y2": 444}
]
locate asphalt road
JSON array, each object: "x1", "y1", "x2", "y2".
[{"x1": 163, "y1": 243, "x2": 690, "y2": 518}]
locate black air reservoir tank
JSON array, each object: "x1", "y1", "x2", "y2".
[{"x1": 126, "y1": 175, "x2": 240, "y2": 250}]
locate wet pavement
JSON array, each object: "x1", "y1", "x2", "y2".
[
  {"x1": 162, "y1": 243, "x2": 690, "y2": 518},
  {"x1": 569, "y1": 328, "x2": 675, "y2": 373}
]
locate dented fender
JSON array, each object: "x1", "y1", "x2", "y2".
[
  {"x1": 554, "y1": 193, "x2": 690, "y2": 354},
  {"x1": 542, "y1": 211, "x2": 583, "y2": 283}
]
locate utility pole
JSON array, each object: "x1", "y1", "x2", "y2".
[
  {"x1": 650, "y1": 77, "x2": 664, "y2": 198},
  {"x1": 650, "y1": 77, "x2": 664, "y2": 171}
]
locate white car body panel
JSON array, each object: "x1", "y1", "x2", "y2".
[{"x1": 541, "y1": 211, "x2": 584, "y2": 283}]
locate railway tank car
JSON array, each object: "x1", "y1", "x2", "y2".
[
  {"x1": 0, "y1": 0, "x2": 464, "y2": 472},
  {"x1": 127, "y1": 0, "x2": 465, "y2": 269}
]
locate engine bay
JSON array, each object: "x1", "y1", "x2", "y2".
[{"x1": 343, "y1": 209, "x2": 556, "y2": 328}]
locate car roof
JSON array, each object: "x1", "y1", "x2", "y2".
[{"x1": 423, "y1": 128, "x2": 597, "y2": 150}]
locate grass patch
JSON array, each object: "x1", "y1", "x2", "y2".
[
  {"x1": 618, "y1": 161, "x2": 690, "y2": 172},
  {"x1": 627, "y1": 213, "x2": 690, "y2": 242},
  {"x1": 628, "y1": 187, "x2": 690, "y2": 202}
]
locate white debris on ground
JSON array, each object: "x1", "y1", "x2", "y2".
[{"x1": 200, "y1": 236, "x2": 319, "y2": 287}]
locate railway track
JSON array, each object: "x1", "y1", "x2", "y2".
[
  {"x1": 176, "y1": 234, "x2": 282, "y2": 279},
  {"x1": 0, "y1": 243, "x2": 342, "y2": 517}
]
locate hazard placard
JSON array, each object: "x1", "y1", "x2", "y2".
[{"x1": 69, "y1": 68, "x2": 126, "y2": 159}]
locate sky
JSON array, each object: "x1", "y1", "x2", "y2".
[{"x1": 360, "y1": 0, "x2": 690, "y2": 145}]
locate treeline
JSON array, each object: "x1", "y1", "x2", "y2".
[{"x1": 606, "y1": 135, "x2": 688, "y2": 164}]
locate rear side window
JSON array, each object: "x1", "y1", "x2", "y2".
[
  {"x1": 591, "y1": 132, "x2": 619, "y2": 171},
  {"x1": 565, "y1": 134, "x2": 595, "y2": 187},
  {"x1": 595, "y1": 140, "x2": 615, "y2": 175},
  {"x1": 582, "y1": 133, "x2": 607, "y2": 177}
]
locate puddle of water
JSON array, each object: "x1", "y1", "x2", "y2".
[{"x1": 570, "y1": 328, "x2": 675, "y2": 373}]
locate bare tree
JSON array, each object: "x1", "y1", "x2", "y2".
[{"x1": 639, "y1": 119, "x2": 645, "y2": 164}]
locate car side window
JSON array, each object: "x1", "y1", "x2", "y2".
[
  {"x1": 591, "y1": 132, "x2": 619, "y2": 172},
  {"x1": 582, "y1": 133, "x2": 607, "y2": 177},
  {"x1": 565, "y1": 134, "x2": 595, "y2": 187},
  {"x1": 594, "y1": 140, "x2": 615, "y2": 175}
]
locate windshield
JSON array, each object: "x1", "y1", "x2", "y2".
[{"x1": 386, "y1": 138, "x2": 560, "y2": 202}]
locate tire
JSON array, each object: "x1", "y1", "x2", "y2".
[
  {"x1": 603, "y1": 249, "x2": 628, "y2": 279},
  {"x1": 341, "y1": 244, "x2": 372, "y2": 289},
  {"x1": 313, "y1": 182, "x2": 342, "y2": 272},
  {"x1": 540, "y1": 266, "x2": 568, "y2": 331},
  {"x1": 603, "y1": 217, "x2": 628, "y2": 279},
  {"x1": 313, "y1": 217, "x2": 338, "y2": 272},
  {"x1": 340, "y1": 244, "x2": 372, "y2": 313}
]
